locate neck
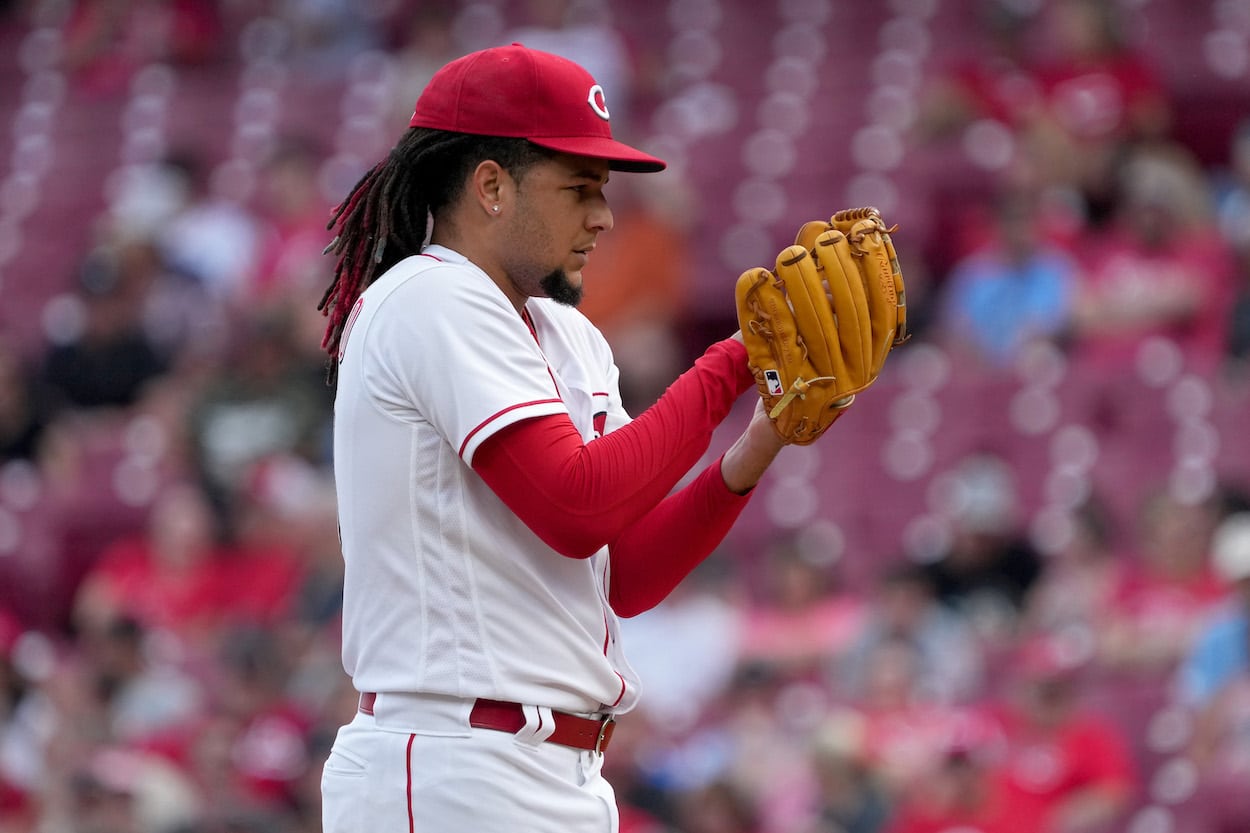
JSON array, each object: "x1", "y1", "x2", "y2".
[{"x1": 432, "y1": 216, "x2": 530, "y2": 314}]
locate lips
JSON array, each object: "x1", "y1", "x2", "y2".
[{"x1": 572, "y1": 244, "x2": 595, "y2": 266}]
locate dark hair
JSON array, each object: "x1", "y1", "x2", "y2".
[{"x1": 318, "y1": 127, "x2": 553, "y2": 374}]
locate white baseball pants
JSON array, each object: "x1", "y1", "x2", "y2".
[{"x1": 321, "y1": 693, "x2": 620, "y2": 832}]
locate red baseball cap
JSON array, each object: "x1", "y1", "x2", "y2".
[{"x1": 409, "y1": 44, "x2": 666, "y2": 174}]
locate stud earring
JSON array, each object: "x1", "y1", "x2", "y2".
[{"x1": 492, "y1": 205, "x2": 500, "y2": 213}]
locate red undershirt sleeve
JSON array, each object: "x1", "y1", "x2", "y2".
[
  {"x1": 605, "y1": 458, "x2": 751, "y2": 617},
  {"x1": 471, "y1": 338, "x2": 755, "y2": 560}
]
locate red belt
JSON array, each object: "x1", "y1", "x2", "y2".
[{"x1": 358, "y1": 693, "x2": 616, "y2": 754}]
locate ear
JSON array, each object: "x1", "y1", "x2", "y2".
[{"x1": 471, "y1": 160, "x2": 511, "y2": 217}]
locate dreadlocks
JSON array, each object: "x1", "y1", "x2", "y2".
[{"x1": 318, "y1": 127, "x2": 553, "y2": 377}]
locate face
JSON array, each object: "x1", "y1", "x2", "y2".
[{"x1": 499, "y1": 154, "x2": 613, "y2": 306}]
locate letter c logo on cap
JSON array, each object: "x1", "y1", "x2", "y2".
[{"x1": 587, "y1": 85, "x2": 610, "y2": 121}]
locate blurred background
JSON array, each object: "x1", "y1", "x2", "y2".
[{"x1": 0, "y1": 0, "x2": 1249, "y2": 831}]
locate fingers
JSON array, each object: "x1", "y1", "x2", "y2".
[
  {"x1": 736, "y1": 265, "x2": 802, "y2": 393},
  {"x1": 794, "y1": 219, "x2": 832, "y2": 252},
  {"x1": 842, "y1": 219, "x2": 898, "y2": 377},
  {"x1": 811, "y1": 231, "x2": 873, "y2": 388},
  {"x1": 774, "y1": 245, "x2": 849, "y2": 386}
]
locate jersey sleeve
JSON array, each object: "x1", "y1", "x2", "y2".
[
  {"x1": 472, "y1": 338, "x2": 756, "y2": 559},
  {"x1": 360, "y1": 265, "x2": 568, "y2": 460}
]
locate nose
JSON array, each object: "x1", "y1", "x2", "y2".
[{"x1": 588, "y1": 199, "x2": 613, "y2": 233}]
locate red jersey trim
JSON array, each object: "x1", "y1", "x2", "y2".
[
  {"x1": 458, "y1": 399, "x2": 564, "y2": 459},
  {"x1": 405, "y1": 733, "x2": 416, "y2": 833},
  {"x1": 521, "y1": 308, "x2": 563, "y2": 395},
  {"x1": 337, "y1": 296, "x2": 366, "y2": 362},
  {"x1": 609, "y1": 672, "x2": 627, "y2": 708}
]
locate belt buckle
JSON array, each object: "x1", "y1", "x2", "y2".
[{"x1": 594, "y1": 715, "x2": 615, "y2": 756}]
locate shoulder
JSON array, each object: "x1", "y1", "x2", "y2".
[
  {"x1": 368, "y1": 254, "x2": 485, "y2": 302},
  {"x1": 362, "y1": 254, "x2": 514, "y2": 326}
]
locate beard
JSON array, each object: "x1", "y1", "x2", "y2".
[{"x1": 540, "y1": 268, "x2": 583, "y2": 307}]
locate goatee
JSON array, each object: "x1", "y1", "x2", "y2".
[{"x1": 541, "y1": 269, "x2": 583, "y2": 307}]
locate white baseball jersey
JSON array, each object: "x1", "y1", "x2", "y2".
[{"x1": 332, "y1": 244, "x2": 642, "y2": 715}]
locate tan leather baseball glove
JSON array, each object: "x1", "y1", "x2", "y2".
[{"x1": 735, "y1": 207, "x2": 909, "y2": 445}]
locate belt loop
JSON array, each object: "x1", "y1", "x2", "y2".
[{"x1": 513, "y1": 704, "x2": 556, "y2": 746}]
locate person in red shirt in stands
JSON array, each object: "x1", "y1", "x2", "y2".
[
  {"x1": 883, "y1": 733, "x2": 1014, "y2": 833},
  {"x1": 1070, "y1": 144, "x2": 1239, "y2": 374},
  {"x1": 889, "y1": 634, "x2": 1136, "y2": 833},
  {"x1": 1097, "y1": 487, "x2": 1229, "y2": 679},
  {"x1": 74, "y1": 482, "x2": 228, "y2": 648},
  {"x1": 1026, "y1": 0, "x2": 1171, "y2": 220},
  {"x1": 988, "y1": 636, "x2": 1136, "y2": 833}
]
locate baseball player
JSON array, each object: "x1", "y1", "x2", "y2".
[{"x1": 317, "y1": 44, "x2": 794, "y2": 832}]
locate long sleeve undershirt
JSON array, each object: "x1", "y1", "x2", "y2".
[{"x1": 472, "y1": 338, "x2": 756, "y2": 616}]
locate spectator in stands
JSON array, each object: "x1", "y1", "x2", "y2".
[
  {"x1": 37, "y1": 243, "x2": 168, "y2": 414},
  {"x1": 981, "y1": 635, "x2": 1137, "y2": 833},
  {"x1": 0, "y1": 347, "x2": 47, "y2": 463},
  {"x1": 389, "y1": 7, "x2": 465, "y2": 128},
  {"x1": 912, "y1": 0, "x2": 1038, "y2": 143},
  {"x1": 246, "y1": 137, "x2": 336, "y2": 305},
  {"x1": 1213, "y1": 118, "x2": 1250, "y2": 260},
  {"x1": 1025, "y1": 0, "x2": 1171, "y2": 223},
  {"x1": 736, "y1": 535, "x2": 867, "y2": 685},
  {"x1": 1021, "y1": 496, "x2": 1123, "y2": 641},
  {"x1": 1184, "y1": 672, "x2": 1250, "y2": 833},
  {"x1": 0, "y1": 608, "x2": 36, "y2": 832},
  {"x1": 75, "y1": 614, "x2": 205, "y2": 748},
  {"x1": 880, "y1": 719, "x2": 1011, "y2": 833},
  {"x1": 1214, "y1": 119, "x2": 1250, "y2": 367},
  {"x1": 72, "y1": 482, "x2": 229, "y2": 651},
  {"x1": 839, "y1": 563, "x2": 984, "y2": 708},
  {"x1": 102, "y1": 151, "x2": 248, "y2": 361},
  {"x1": 277, "y1": 0, "x2": 380, "y2": 78},
  {"x1": 920, "y1": 453, "x2": 1044, "y2": 644},
  {"x1": 913, "y1": 0, "x2": 1170, "y2": 250},
  {"x1": 670, "y1": 778, "x2": 760, "y2": 833},
  {"x1": 1069, "y1": 143, "x2": 1238, "y2": 374},
  {"x1": 60, "y1": 0, "x2": 224, "y2": 96},
  {"x1": 1177, "y1": 513, "x2": 1250, "y2": 707},
  {"x1": 186, "y1": 307, "x2": 331, "y2": 512},
  {"x1": 152, "y1": 150, "x2": 262, "y2": 304},
  {"x1": 1174, "y1": 514, "x2": 1250, "y2": 829},
  {"x1": 239, "y1": 456, "x2": 342, "y2": 637},
  {"x1": 60, "y1": 746, "x2": 200, "y2": 833},
  {"x1": 936, "y1": 187, "x2": 1078, "y2": 370},
  {"x1": 209, "y1": 626, "x2": 315, "y2": 816},
  {"x1": 797, "y1": 709, "x2": 892, "y2": 833},
  {"x1": 1098, "y1": 487, "x2": 1228, "y2": 679},
  {"x1": 843, "y1": 633, "x2": 981, "y2": 800}
]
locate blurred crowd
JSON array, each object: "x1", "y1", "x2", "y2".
[{"x1": 0, "y1": 0, "x2": 1248, "y2": 832}]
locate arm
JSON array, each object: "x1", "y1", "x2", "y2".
[
  {"x1": 472, "y1": 338, "x2": 756, "y2": 558},
  {"x1": 607, "y1": 400, "x2": 785, "y2": 617}
]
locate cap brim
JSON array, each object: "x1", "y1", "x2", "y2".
[{"x1": 529, "y1": 135, "x2": 666, "y2": 173}]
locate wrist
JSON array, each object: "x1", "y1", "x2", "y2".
[{"x1": 720, "y1": 412, "x2": 786, "y2": 494}]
